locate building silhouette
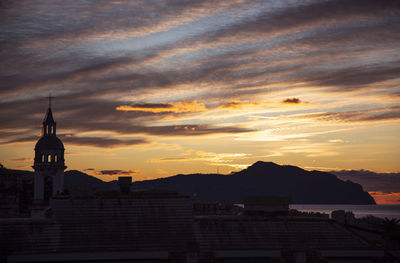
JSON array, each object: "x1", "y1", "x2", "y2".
[{"x1": 33, "y1": 100, "x2": 66, "y2": 201}]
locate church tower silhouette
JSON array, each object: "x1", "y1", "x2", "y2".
[{"x1": 33, "y1": 97, "x2": 66, "y2": 201}]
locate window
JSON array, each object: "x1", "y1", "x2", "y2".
[
  {"x1": 42, "y1": 154, "x2": 45, "y2": 163},
  {"x1": 54, "y1": 155, "x2": 57, "y2": 162},
  {"x1": 47, "y1": 154, "x2": 51, "y2": 163}
]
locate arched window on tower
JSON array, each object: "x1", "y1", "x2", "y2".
[
  {"x1": 47, "y1": 154, "x2": 51, "y2": 163},
  {"x1": 54, "y1": 154, "x2": 57, "y2": 163},
  {"x1": 42, "y1": 154, "x2": 45, "y2": 163}
]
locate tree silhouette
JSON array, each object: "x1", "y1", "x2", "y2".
[{"x1": 384, "y1": 217, "x2": 400, "y2": 241}]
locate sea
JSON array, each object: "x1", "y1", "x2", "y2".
[{"x1": 290, "y1": 204, "x2": 400, "y2": 219}]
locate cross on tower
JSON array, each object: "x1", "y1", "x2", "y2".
[{"x1": 48, "y1": 93, "x2": 55, "y2": 108}]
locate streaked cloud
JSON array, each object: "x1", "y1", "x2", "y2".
[
  {"x1": 296, "y1": 106, "x2": 400, "y2": 123},
  {"x1": 61, "y1": 135, "x2": 149, "y2": 148},
  {"x1": 0, "y1": 0, "x2": 399, "y2": 202},
  {"x1": 282, "y1": 98, "x2": 301, "y2": 104},
  {"x1": 98, "y1": 169, "x2": 139, "y2": 176},
  {"x1": 158, "y1": 157, "x2": 190, "y2": 161},
  {"x1": 151, "y1": 150, "x2": 250, "y2": 170},
  {"x1": 116, "y1": 101, "x2": 207, "y2": 113},
  {"x1": 9, "y1": 157, "x2": 33, "y2": 162},
  {"x1": 219, "y1": 101, "x2": 270, "y2": 110},
  {"x1": 331, "y1": 170, "x2": 400, "y2": 194},
  {"x1": 368, "y1": 192, "x2": 400, "y2": 205}
]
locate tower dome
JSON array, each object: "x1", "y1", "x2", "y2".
[
  {"x1": 33, "y1": 99, "x2": 66, "y2": 201},
  {"x1": 33, "y1": 107, "x2": 66, "y2": 169},
  {"x1": 35, "y1": 136, "x2": 64, "y2": 151}
]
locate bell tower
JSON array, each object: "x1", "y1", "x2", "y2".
[{"x1": 33, "y1": 96, "x2": 66, "y2": 201}]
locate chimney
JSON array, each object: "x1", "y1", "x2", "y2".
[{"x1": 118, "y1": 176, "x2": 132, "y2": 194}]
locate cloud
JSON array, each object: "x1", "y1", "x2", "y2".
[
  {"x1": 1, "y1": 0, "x2": 399, "y2": 97},
  {"x1": 98, "y1": 169, "x2": 138, "y2": 176},
  {"x1": 218, "y1": 99, "x2": 307, "y2": 110},
  {"x1": 282, "y1": 98, "x2": 301, "y2": 104},
  {"x1": 116, "y1": 101, "x2": 207, "y2": 113},
  {"x1": 158, "y1": 157, "x2": 189, "y2": 161},
  {"x1": 0, "y1": 0, "x2": 237, "y2": 49},
  {"x1": 82, "y1": 168, "x2": 139, "y2": 178},
  {"x1": 2, "y1": 0, "x2": 397, "y2": 101},
  {"x1": 0, "y1": 55, "x2": 142, "y2": 96},
  {"x1": 0, "y1": 136, "x2": 38, "y2": 145},
  {"x1": 0, "y1": 94, "x2": 256, "y2": 149},
  {"x1": 0, "y1": 123, "x2": 254, "y2": 147},
  {"x1": 0, "y1": 0, "x2": 399, "y2": 177},
  {"x1": 328, "y1": 139, "x2": 344, "y2": 143},
  {"x1": 65, "y1": 122, "x2": 254, "y2": 137},
  {"x1": 142, "y1": 125, "x2": 253, "y2": 136},
  {"x1": 60, "y1": 135, "x2": 149, "y2": 148},
  {"x1": 219, "y1": 101, "x2": 268, "y2": 110},
  {"x1": 331, "y1": 170, "x2": 400, "y2": 193},
  {"x1": 295, "y1": 106, "x2": 400, "y2": 123},
  {"x1": 368, "y1": 192, "x2": 400, "y2": 205},
  {"x1": 2, "y1": 3, "x2": 399, "y2": 106},
  {"x1": 301, "y1": 63, "x2": 400, "y2": 91},
  {"x1": 9, "y1": 158, "x2": 33, "y2": 162},
  {"x1": 156, "y1": 169, "x2": 168, "y2": 175},
  {"x1": 151, "y1": 150, "x2": 251, "y2": 170},
  {"x1": 171, "y1": 0, "x2": 400, "y2": 58}
]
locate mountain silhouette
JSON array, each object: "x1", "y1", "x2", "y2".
[
  {"x1": 132, "y1": 161, "x2": 375, "y2": 204},
  {"x1": 64, "y1": 170, "x2": 118, "y2": 192},
  {"x1": 1, "y1": 162, "x2": 375, "y2": 204}
]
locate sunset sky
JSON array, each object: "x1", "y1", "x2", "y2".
[{"x1": 1, "y1": 0, "x2": 399, "y2": 203}]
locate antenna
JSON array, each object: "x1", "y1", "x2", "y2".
[{"x1": 48, "y1": 93, "x2": 55, "y2": 108}]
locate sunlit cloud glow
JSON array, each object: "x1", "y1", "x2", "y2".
[
  {"x1": 116, "y1": 101, "x2": 207, "y2": 113},
  {"x1": 1, "y1": 0, "x2": 399, "y2": 203}
]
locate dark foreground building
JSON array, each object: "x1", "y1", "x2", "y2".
[{"x1": 1, "y1": 190, "x2": 397, "y2": 263}]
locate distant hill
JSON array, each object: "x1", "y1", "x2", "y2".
[
  {"x1": 0, "y1": 162, "x2": 375, "y2": 204},
  {"x1": 64, "y1": 170, "x2": 118, "y2": 192},
  {"x1": 132, "y1": 161, "x2": 375, "y2": 204},
  {"x1": 0, "y1": 168, "x2": 118, "y2": 197}
]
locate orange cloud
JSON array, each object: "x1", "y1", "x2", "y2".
[
  {"x1": 282, "y1": 98, "x2": 301, "y2": 104},
  {"x1": 295, "y1": 106, "x2": 400, "y2": 123},
  {"x1": 369, "y1": 191, "x2": 400, "y2": 204},
  {"x1": 116, "y1": 100, "x2": 207, "y2": 113},
  {"x1": 9, "y1": 157, "x2": 33, "y2": 162},
  {"x1": 87, "y1": 169, "x2": 140, "y2": 177},
  {"x1": 219, "y1": 101, "x2": 269, "y2": 110},
  {"x1": 219, "y1": 99, "x2": 306, "y2": 110}
]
